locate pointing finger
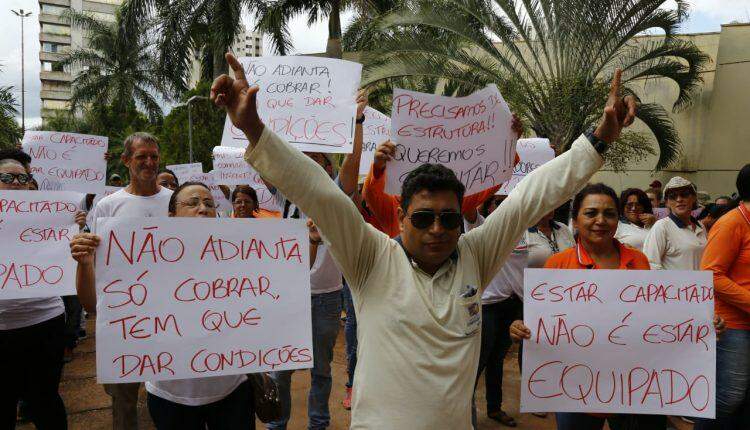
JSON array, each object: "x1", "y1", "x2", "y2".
[
  {"x1": 609, "y1": 68, "x2": 622, "y2": 99},
  {"x1": 225, "y1": 52, "x2": 247, "y2": 83}
]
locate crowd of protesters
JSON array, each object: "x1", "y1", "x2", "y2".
[{"x1": 1, "y1": 54, "x2": 749, "y2": 430}]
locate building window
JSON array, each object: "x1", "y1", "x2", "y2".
[
  {"x1": 42, "y1": 42, "x2": 61, "y2": 53},
  {"x1": 41, "y1": 61, "x2": 65, "y2": 72},
  {"x1": 40, "y1": 4, "x2": 68, "y2": 15},
  {"x1": 41, "y1": 23, "x2": 70, "y2": 36},
  {"x1": 43, "y1": 99, "x2": 69, "y2": 110}
]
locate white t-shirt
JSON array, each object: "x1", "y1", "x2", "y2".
[
  {"x1": 482, "y1": 238, "x2": 528, "y2": 304},
  {"x1": 0, "y1": 297, "x2": 65, "y2": 331},
  {"x1": 146, "y1": 375, "x2": 246, "y2": 406},
  {"x1": 89, "y1": 187, "x2": 173, "y2": 232},
  {"x1": 643, "y1": 215, "x2": 707, "y2": 270},
  {"x1": 311, "y1": 244, "x2": 344, "y2": 294},
  {"x1": 615, "y1": 221, "x2": 651, "y2": 251},
  {"x1": 525, "y1": 221, "x2": 576, "y2": 268}
]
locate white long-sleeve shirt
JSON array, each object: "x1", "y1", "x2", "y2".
[{"x1": 244, "y1": 127, "x2": 603, "y2": 430}]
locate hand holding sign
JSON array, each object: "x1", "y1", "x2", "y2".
[
  {"x1": 211, "y1": 53, "x2": 264, "y2": 145},
  {"x1": 356, "y1": 89, "x2": 368, "y2": 119},
  {"x1": 594, "y1": 69, "x2": 638, "y2": 144},
  {"x1": 69, "y1": 232, "x2": 100, "y2": 265}
]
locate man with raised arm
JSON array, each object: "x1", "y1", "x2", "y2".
[{"x1": 211, "y1": 53, "x2": 636, "y2": 430}]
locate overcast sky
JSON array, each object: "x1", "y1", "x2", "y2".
[{"x1": 1, "y1": 0, "x2": 748, "y2": 129}]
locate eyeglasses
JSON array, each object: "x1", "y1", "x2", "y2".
[
  {"x1": 176, "y1": 198, "x2": 217, "y2": 209},
  {"x1": 409, "y1": 210, "x2": 462, "y2": 230},
  {"x1": 0, "y1": 172, "x2": 33, "y2": 185}
]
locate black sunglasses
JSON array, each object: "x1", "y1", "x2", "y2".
[
  {"x1": 409, "y1": 210, "x2": 462, "y2": 230},
  {"x1": 0, "y1": 172, "x2": 33, "y2": 185}
]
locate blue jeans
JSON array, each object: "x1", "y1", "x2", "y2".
[
  {"x1": 555, "y1": 413, "x2": 665, "y2": 430},
  {"x1": 267, "y1": 291, "x2": 342, "y2": 430},
  {"x1": 342, "y1": 283, "x2": 357, "y2": 388},
  {"x1": 694, "y1": 329, "x2": 750, "y2": 429}
]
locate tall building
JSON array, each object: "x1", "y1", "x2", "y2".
[{"x1": 38, "y1": 0, "x2": 123, "y2": 121}]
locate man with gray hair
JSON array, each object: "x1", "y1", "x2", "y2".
[{"x1": 76, "y1": 131, "x2": 173, "y2": 429}]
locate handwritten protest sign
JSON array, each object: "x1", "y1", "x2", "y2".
[
  {"x1": 359, "y1": 107, "x2": 391, "y2": 176},
  {"x1": 386, "y1": 85, "x2": 516, "y2": 195},
  {"x1": 22, "y1": 131, "x2": 108, "y2": 194},
  {"x1": 94, "y1": 217, "x2": 312, "y2": 383},
  {"x1": 212, "y1": 146, "x2": 280, "y2": 212},
  {"x1": 166, "y1": 163, "x2": 203, "y2": 185},
  {"x1": 497, "y1": 138, "x2": 554, "y2": 195},
  {"x1": 0, "y1": 190, "x2": 81, "y2": 299},
  {"x1": 219, "y1": 56, "x2": 362, "y2": 153},
  {"x1": 521, "y1": 269, "x2": 715, "y2": 418}
]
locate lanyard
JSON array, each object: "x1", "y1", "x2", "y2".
[{"x1": 538, "y1": 227, "x2": 559, "y2": 254}]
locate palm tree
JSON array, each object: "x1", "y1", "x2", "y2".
[
  {"x1": 0, "y1": 65, "x2": 23, "y2": 149},
  {"x1": 256, "y1": 0, "x2": 361, "y2": 58},
  {"x1": 121, "y1": 0, "x2": 258, "y2": 94},
  {"x1": 361, "y1": 0, "x2": 710, "y2": 170},
  {"x1": 60, "y1": 10, "x2": 167, "y2": 121}
]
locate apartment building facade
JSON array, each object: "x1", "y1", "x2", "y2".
[{"x1": 38, "y1": 0, "x2": 121, "y2": 121}]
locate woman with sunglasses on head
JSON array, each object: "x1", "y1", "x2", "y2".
[
  {"x1": 643, "y1": 177, "x2": 707, "y2": 271},
  {"x1": 615, "y1": 188, "x2": 656, "y2": 251},
  {"x1": 70, "y1": 181, "x2": 256, "y2": 429},
  {"x1": 0, "y1": 148, "x2": 69, "y2": 429}
]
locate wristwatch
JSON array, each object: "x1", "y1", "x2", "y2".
[
  {"x1": 356, "y1": 115, "x2": 365, "y2": 125},
  {"x1": 585, "y1": 127, "x2": 608, "y2": 154}
]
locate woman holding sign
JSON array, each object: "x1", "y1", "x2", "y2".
[
  {"x1": 510, "y1": 183, "x2": 724, "y2": 430},
  {"x1": 0, "y1": 148, "x2": 68, "y2": 429},
  {"x1": 69, "y1": 181, "x2": 256, "y2": 429}
]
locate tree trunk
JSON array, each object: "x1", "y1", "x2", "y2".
[
  {"x1": 212, "y1": 48, "x2": 227, "y2": 79},
  {"x1": 326, "y1": 0, "x2": 343, "y2": 59}
]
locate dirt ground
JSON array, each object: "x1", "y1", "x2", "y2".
[{"x1": 17, "y1": 317, "x2": 690, "y2": 430}]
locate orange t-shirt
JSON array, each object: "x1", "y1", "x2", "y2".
[
  {"x1": 701, "y1": 204, "x2": 750, "y2": 330},
  {"x1": 361, "y1": 165, "x2": 502, "y2": 238},
  {"x1": 544, "y1": 240, "x2": 651, "y2": 270}
]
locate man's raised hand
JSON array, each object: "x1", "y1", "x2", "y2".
[
  {"x1": 210, "y1": 53, "x2": 264, "y2": 144},
  {"x1": 594, "y1": 69, "x2": 638, "y2": 144}
]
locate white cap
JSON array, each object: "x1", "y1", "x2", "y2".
[{"x1": 663, "y1": 176, "x2": 695, "y2": 196}]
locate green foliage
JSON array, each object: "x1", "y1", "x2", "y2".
[
  {"x1": 121, "y1": 0, "x2": 258, "y2": 95},
  {"x1": 0, "y1": 64, "x2": 22, "y2": 149},
  {"x1": 360, "y1": 0, "x2": 710, "y2": 170},
  {"x1": 61, "y1": 9, "x2": 168, "y2": 121},
  {"x1": 0, "y1": 86, "x2": 22, "y2": 150},
  {"x1": 158, "y1": 81, "x2": 226, "y2": 172},
  {"x1": 256, "y1": 0, "x2": 349, "y2": 58}
]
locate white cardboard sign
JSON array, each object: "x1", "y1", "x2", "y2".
[
  {"x1": 219, "y1": 56, "x2": 362, "y2": 153},
  {"x1": 166, "y1": 163, "x2": 204, "y2": 185},
  {"x1": 497, "y1": 138, "x2": 554, "y2": 195},
  {"x1": 94, "y1": 217, "x2": 312, "y2": 383},
  {"x1": 386, "y1": 85, "x2": 516, "y2": 195},
  {"x1": 0, "y1": 191, "x2": 82, "y2": 299},
  {"x1": 359, "y1": 107, "x2": 391, "y2": 176},
  {"x1": 22, "y1": 130, "x2": 108, "y2": 194},
  {"x1": 521, "y1": 269, "x2": 715, "y2": 418},
  {"x1": 212, "y1": 146, "x2": 280, "y2": 212}
]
